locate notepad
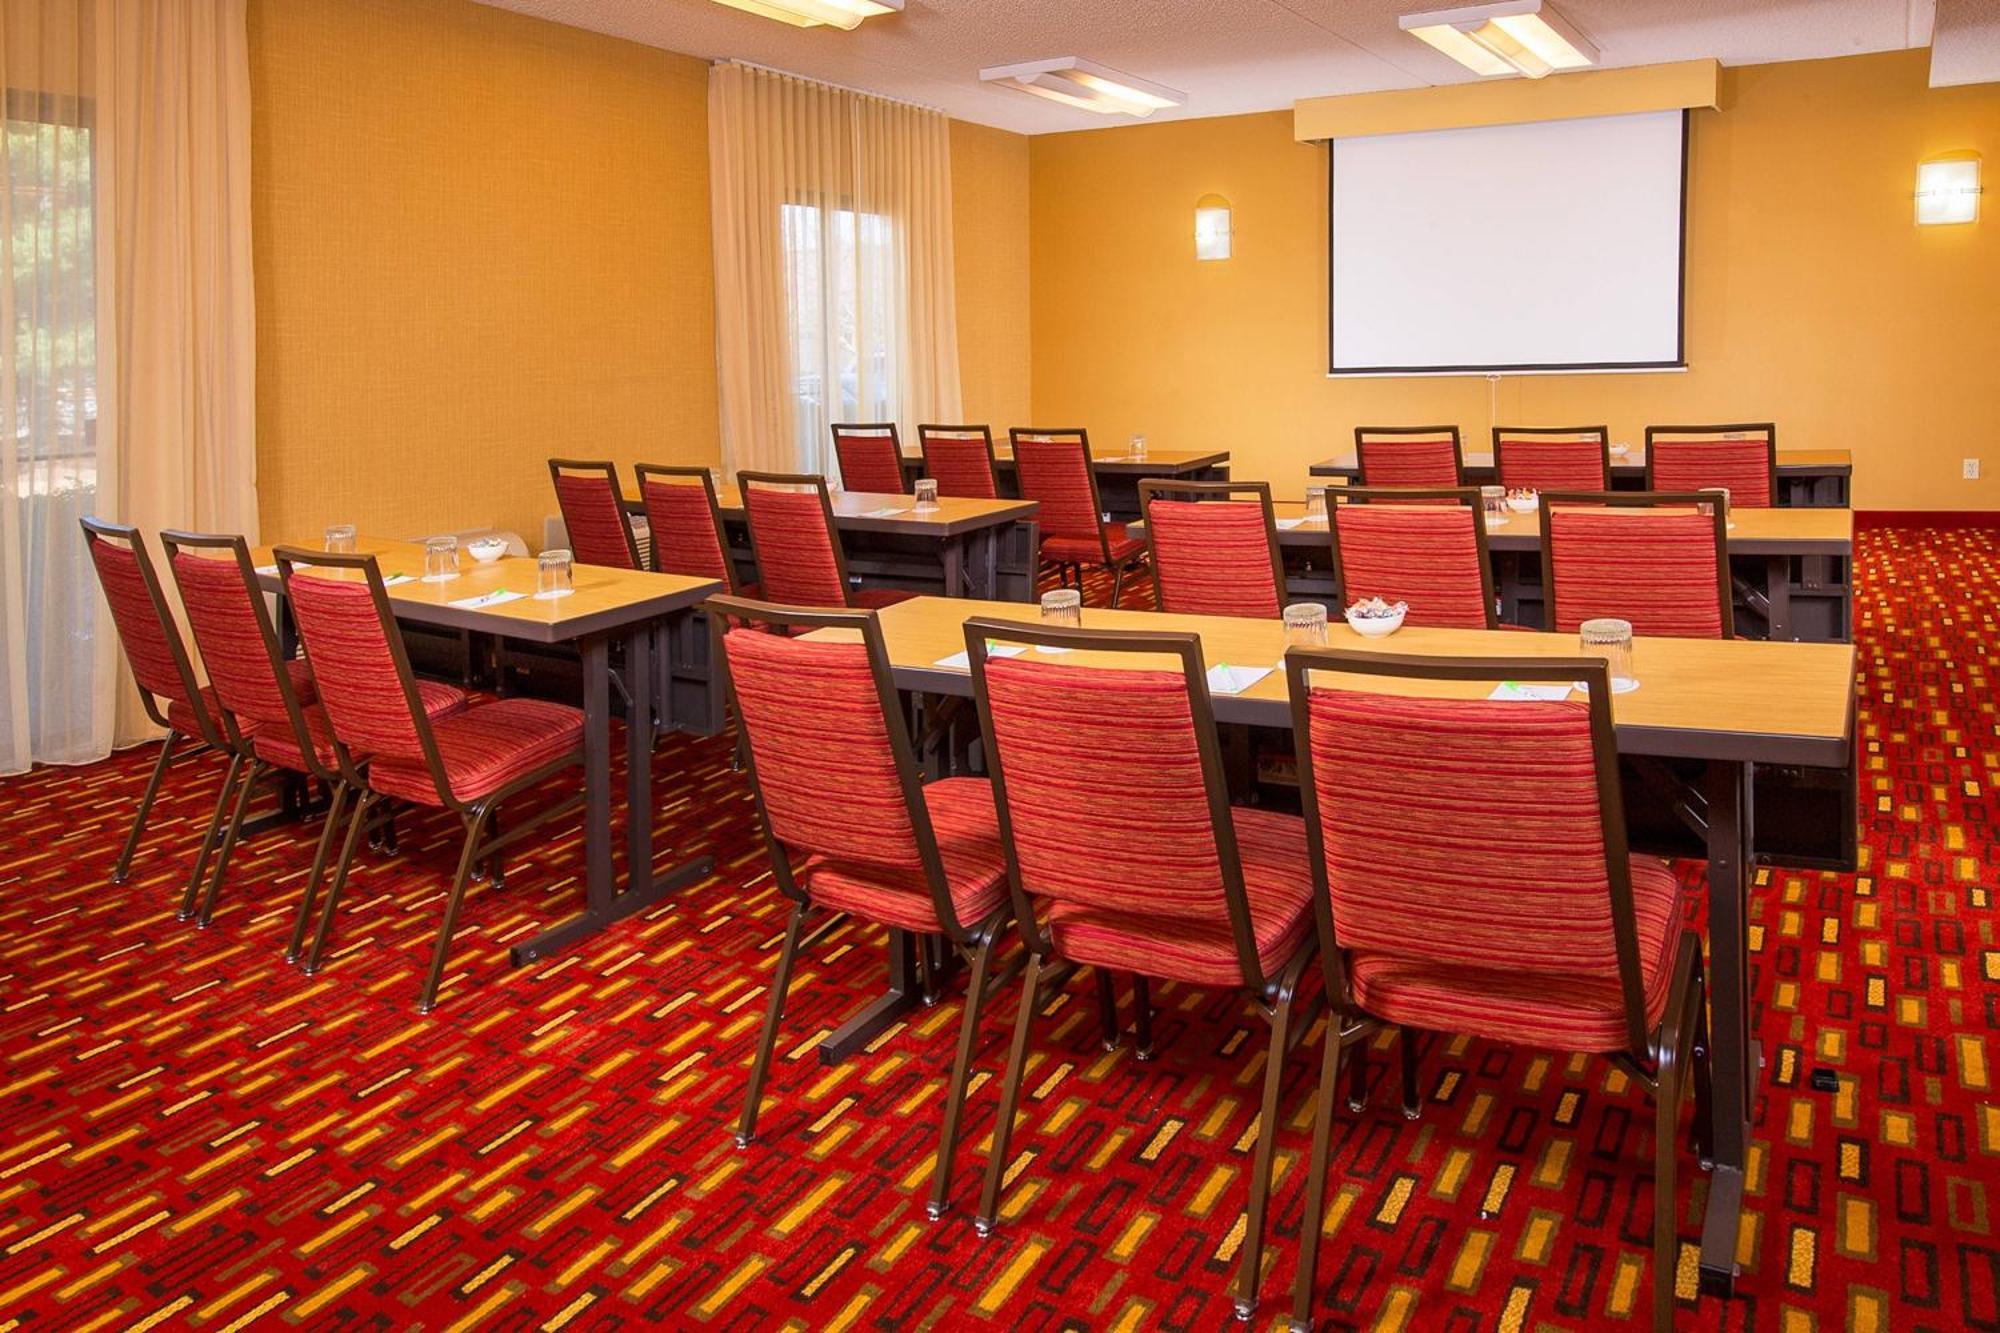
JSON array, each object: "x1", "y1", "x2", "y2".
[
  {"x1": 1206, "y1": 663, "x2": 1272, "y2": 695},
  {"x1": 450, "y1": 589, "x2": 526, "y2": 610},
  {"x1": 933, "y1": 642, "x2": 1028, "y2": 670},
  {"x1": 1275, "y1": 517, "x2": 1307, "y2": 530},
  {"x1": 382, "y1": 573, "x2": 415, "y2": 587},
  {"x1": 860, "y1": 506, "x2": 909, "y2": 518},
  {"x1": 1488, "y1": 681, "x2": 1574, "y2": 702}
]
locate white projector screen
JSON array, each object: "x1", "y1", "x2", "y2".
[{"x1": 1329, "y1": 110, "x2": 1687, "y2": 375}]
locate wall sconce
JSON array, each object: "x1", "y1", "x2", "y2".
[
  {"x1": 1916, "y1": 154, "x2": 1981, "y2": 226},
  {"x1": 1195, "y1": 194, "x2": 1231, "y2": 261}
]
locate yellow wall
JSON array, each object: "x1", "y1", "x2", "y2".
[
  {"x1": 1029, "y1": 50, "x2": 2000, "y2": 510},
  {"x1": 950, "y1": 120, "x2": 1032, "y2": 428}
]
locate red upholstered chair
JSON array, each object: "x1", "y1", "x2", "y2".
[
  {"x1": 634, "y1": 464, "x2": 753, "y2": 594},
  {"x1": 548, "y1": 458, "x2": 642, "y2": 568},
  {"x1": 917, "y1": 423, "x2": 1001, "y2": 499},
  {"x1": 1539, "y1": 492, "x2": 1733, "y2": 638},
  {"x1": 1494, "y1": 425, "x2": 1612, "y2": 492},
  {"x1": 1138, "y1": 479, "x2": 1287, "y2": 618},
  {"x1": 81, "y1": 517, "x2": 230, "y2": 887},
  {"x1": 276, "y1": 549, "x2": 586, "y2": 1012},
  {"x1": 1282, "y1": 648, "x2": 1709, "y2": 1333},
  {"x1": 162, "y1": 531, "x2": 465, "y2": 944},
  {"x1": 738, "y1": 472, "x2": 914, "y2": 610},
  {"x1": 1355, "y1": 425, "x2": 1464, "y2": 489},
  {"x1": 714, "y1": 596, "x2": 1011, "y2": 1219},
  {"x1": 1329, "y1": 488, "x2": 1497, "y2": 630},
  {"x1": 963, "y1": 617, "x2": 1314, "y2": 1320},
  {"x1": 1009, "y1": 428, "x2": 1148, "y2": 608},
  {"x1": 831, "y1": 422, "x2": 910, "y2": 495},
  {"x1": 1644, "y1": 424, "x2": 1777, "y2": 508}
]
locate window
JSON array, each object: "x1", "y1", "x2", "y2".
[
  {"x1": 7, "y1": 95, "x2": 97, "y2": 491},
  {"x1": 781, "y1": 201, "x2": 897, "y2": 469}
]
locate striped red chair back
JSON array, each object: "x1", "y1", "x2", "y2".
[
  {"x1": 636, "y1": 466, "x2": 734, "y2": 586},
  {"x1": 975, "y1": 652, "x2": 1236, "y2": 925},
  {"x1": 1495, "y1": 430, "x2": 1610, "y2": 492},
  {"x1": 1331, "y1": 493, "x2": 1493, "y2": 630},
  {"x1": 1644, "y1": 426, "x2": 1776, "y2": 507},
  {"x1": 1141, "y1": 481, "x2": 1285, "y2": 618},
  {"x1": 1543, "y1": 502, "x2": 1730, "y2": 638},
  {"x1": 1356, "y1": 429, "x2": 1462, "y2": 489},
  {"x1": 918, "y1": 425, "x2": 999, "y2": 499},
  {"x1": 1010, "y1": 432, "x2": 1101, "y2": 544},
  {"x1": 279, "y1": 559, "x2": 429, "y2": 761},
  {"x1": 722, "y1": 624, "x2": 919, "y2": 869},
  {"x1": 831, "y1": 423, "x2": 908, "y2": 495},
  {"x1": 549, "y1": 460, "x2": 640, "y2": 569},
  {"x1": 741, "y1": 474, "x2": 848, "y2": 607},
  {"x1": 82, "y1": 523, "x2": 194, "y2": 710},
  {"x1": 167, "y1": 544, "x2": 293, "y2": 731}
]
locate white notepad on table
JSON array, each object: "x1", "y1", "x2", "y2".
[
  {"x1": 1488, "y1": 681, "x2": 1573, "y2": 702},
  {"x1": 933, "y1": 642, "x2": 1028, "y2": 671},
  {"x1": 1206, "y1": 664, "x2": 1272, "y2": 695},
  {"x1": 450, "y1": 589, "x2": 526, "y2": 611},
  {"x1": 1275, "y1": 517, "x2": 1307, "y2": 530}
]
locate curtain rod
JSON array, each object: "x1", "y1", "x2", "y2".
[{"x1": 714, "y1": 58, "x2": 947, "y2": 117}]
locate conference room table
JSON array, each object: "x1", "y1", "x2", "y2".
[
  {"x1": 255, "y1": 536, "x2": 722, "y2": 964},
  {"x1": 1309, "y1": 446, "x2": 1854, "y2": 508},
  {"x1": 814, "y1": 594, "x2": 1856, "y2": 1301},
  {"x1": 898, "y1": 444, "x2": 1231, "y2": 520}
]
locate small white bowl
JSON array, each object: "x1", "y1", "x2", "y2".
[
  {"x1": 1505, "y1": 493, "x2": 1538, "y2": 513},
  {"x1": 1609, "y1": 443, "x2": 1631, "y2": 459},
  {"x1": 1345, "y1": 606, "x2": 1406, "y2": 638},
  {"x1": 466, "y1": 538, "x2": 509, "y2": 564}
]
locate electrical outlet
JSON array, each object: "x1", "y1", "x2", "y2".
[{"x1": 1966, "y1": 458, "x2": 1982, "y2": 480}]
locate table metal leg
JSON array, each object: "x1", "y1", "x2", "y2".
[
  {"x1": 942, "y1": 539, "x2": 966, "y2": 600},
  {"x1": 818, "y1": 926, "x2": 920, "y2": 1065},
  {"x1": 1764, "y1": 555, "x2": 1794, "y2": 641},
  {"x1": 1698, "y1": 758, "x2": 1756, "y2": 1295}
]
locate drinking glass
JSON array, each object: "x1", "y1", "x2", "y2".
[
  {"x1": 1284, "y1": 602, "x2": 1329, "y2": 647},
  {"x1": 536, "y1": 549, "x2": 575, "y2": 599},
  {"x1": 1129, "y1": 434, "x2": 1148, "y2": 460},
  {"x1": 914, "y1": 478, "x2": 940, "y2": 511},
  {"x1": 1481, "y1": 485, "x2": 1508, "y2": 529},
  {"x1": 1304, "y1": 486, "x2": 1328, "y2": 524},
  {"x1": 1040, "y1": 588, "x2": 1081, "y2": 629},
  {"x1": 323, "y1": 523, "x2": 357, "y2": 554},
  {"x1": 1579, "y1": 617, "x2": 1636, "y2": 692},
  {"x1": 422, "y1": 535, "x2": 459, "y2": 583}
]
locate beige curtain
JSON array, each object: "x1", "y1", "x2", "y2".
[
  {"x1": 708, "y1": 62, "x2": 961, "y2": 480},
  {"x1": 0, "y1": 0, "x2": 257, "y2": 770}
]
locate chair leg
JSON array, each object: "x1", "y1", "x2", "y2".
[
  {"x1": 287, "y1": 781, "x2": 349, "y2": 963},
  {"x1": 180, "y1": 751, "x2": 244, "y2": 921},
  {"x1": 1110, "y1": 563, "x2": 1126, "y2": 610},
  {"x1": 304, "y1": 792, "x2": 375, "y2": 975},
  {"x1": 1289, "y1": 1018, "x2": 1347, "y2": 1333},
  {"x1": 738, "y1": 901, "x2": 810, "y2": 1147},
  {"x1": 975, "y1": 950, "x2": 1046, "y2": 1236},
  {"x1": 1346, "y1": 1035, "x2": 1370, "y2": 1112},
  {"x1": 1132, "y1": 974, "x2": 1155, "y2": 1061},
  {"x1": 1235, "y1": 963, "x2": 1303, "y2": 1322},
  {"x1": 1400, "y1": 1026, "x2": 1423, "y2": 1119},
  {"x1": 113, "y1": 732, "x2": 178, "y2": 884},
  {"x1": 928, "y1": 926, "x2": 999, "y2": 1220},
  {"x1": 1654, "y1": 1030, "x2": 1684, "y2": 1331},
  {"x1": 417, "y1": 810, "x2": 489, "y2": 1014},
  {"x1": 1096, "y1": 969, "x2": 1120, "y2": 1051},
  {"x1": 1691, "y1": 978, "x2": 1714, "y2": 1169},
  {"x1": 195, "y1": 759, "x2": 263, "y2": 927}
]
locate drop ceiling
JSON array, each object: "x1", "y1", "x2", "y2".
[{"x1": 475, "y1": 0, "x2": 1953, "y2": 133}]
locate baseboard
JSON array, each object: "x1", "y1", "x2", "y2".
[{"x1": 1855, "y1": 511, "x2": 2000, "y2": 531}]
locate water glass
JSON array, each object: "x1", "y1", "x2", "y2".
[
  {"x1": 324, "y1": 523, "x2": 357, "y2": 554},
  {"x1": 914, "y1": 478, "x2": 940, "y2": 511},
  {"x1": 1129, "y1": 434, "x2": 1148, "y2": 460},
  {"x1": 1579, "y1": 617, "x2": 1636, "y2": 692},
  {"x1": 1304, "y1": 486, "x2": 1328, "y2": 524},
  {"x1": 536, "y1": 548, "x2": 575, "y2": 600},
  {"x1": 1481, "y1": 485, "x2": 1508, "y2": 528},
  {"x1": 1040, "y1": 588, "x2": 1081, "y2": 629},
  {"x1": 1284, "y1": 602, "x2": 1329, "y2": 647},
  {"x1": 422, "y1": 535, "x2": 459, "y2": 583}
]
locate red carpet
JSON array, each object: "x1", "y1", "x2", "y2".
[{"x1": 0, "y1": 526, "x2": 1987, "y2": 1329}]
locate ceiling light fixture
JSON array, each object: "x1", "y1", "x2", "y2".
[
  {"x1": 709, "y1": 0, "x2": 901, "y2": 31},
  {"x1": 979, "y1": 58, "x2": 1185, "y2": 117},
  {"x1": 1400, "y1": 1, "x2": 1599, "y2": 80}
]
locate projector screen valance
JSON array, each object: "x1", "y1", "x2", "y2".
[{"x1": 1328, "y1": 109, "x2": 1688, "y2": 376}]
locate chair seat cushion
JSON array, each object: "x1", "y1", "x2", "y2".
[
  {"x1": 1346, "y1": 855, "x2": 1686, "y2": 1053},
  {"x1": 367, "y1": 698, "x2": 584, "y2": 806},
  {"x1": 253, "y1": 682, "x2": 467, "y2": 774},
  {"x1": 1041, "y1": 528, "x2": 1145, "y2": 566},
  {"x1": 1048, "y1": 808, "x2": 1313, "y2": 988},
  {"x1": 851, "y1": 588, "x2": 919, "y2": 610},
  {"x1": 167, "y1": 660, "x2": 316, "y2": 736},
  {"x1": 804, "y1": 778, "x2": 1008, "y2": 934}
]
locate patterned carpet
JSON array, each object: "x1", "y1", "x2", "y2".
[{"x1": 0, "y1": 526, "x2": 1987, "y2": 1330}]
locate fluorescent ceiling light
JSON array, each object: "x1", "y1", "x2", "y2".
[
  {"x1": 1400, "y1": 1, "x2": 1599, "y2": 80},
  {"x1": 710, "y1": 0, "x2": 901, "y2": 31},
  {"x1": 980, "y1": 58, "x2": 1185, "y2": 117}
]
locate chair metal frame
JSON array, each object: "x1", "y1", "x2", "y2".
[
  {"x1": 735, "y1": 471, "x2": 872, "y2": 609},
  {"x1": 1354, "y1": 424, "x2": 1466, "y2": 488},
  {"x1": 1136, "y1": 478, "x2": 1289, "y2": 618},
  {"x1": 830, "y1": 421, "x2": 910, "y2": 496},
  {"x1": 1537, "y1": 490, "x2": 1736, "y2": 638},
  {"x1": 708, "y1": 594, "x2": 1017, "y2": 1220},
  {"x1": 963, "y1": 616, "x2": 1315, "y2": 1320},
  {"x1": 1492, "y1": 424, "x2": 1612, "y2": 491},
  {"x1": 275, "y1": 548, "x2": 586, "y2": 1011},
  {"x1": 916, "y1": 423, "x2": 1000, "y2": 499},
  {"x1": 1008, "y1": 427, "x2": 1149, "y2": 608},
  {"x1": 1642, "y1": 423, "x2": 1779, "y2": 507},
  {"x1": 1328, "y1": 485, "x2": 1500, "y2": 630}
]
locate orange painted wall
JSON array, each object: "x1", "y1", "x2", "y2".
[{"x1": 1028, "y1": 50, "x2": 2000, "y2": 510}]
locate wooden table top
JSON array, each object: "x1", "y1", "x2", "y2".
[
  {"x1": 818, "y1": 595, "x2": 1855, "y2": 767},
  {"x1": 709, "y1": 486, "x2": 1038, "y2": 536},
  {"x1": 254, "y1": 536, "x2": 720, "y2": 644},
  {"x1": 1128, "y1": 501, "x2": 1853, "y2": 555},
  {"x1": 900, "y1": 444, "x2": 1230, "y2": 475},
  {"x1": 1310, "y1": 446, "x2": 1853, "y2": 477}
]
